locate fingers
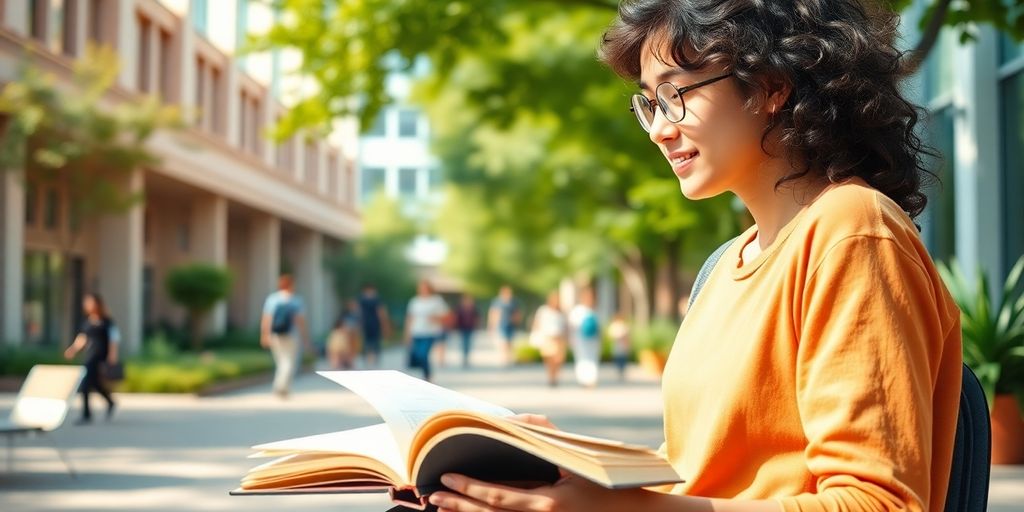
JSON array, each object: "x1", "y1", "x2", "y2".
[{"x1": 430, "y1": 474, "x2": 555, "y2": 512}]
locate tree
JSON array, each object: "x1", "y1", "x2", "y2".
[
  {"x1": 165, "y1": 264, "x2": 233, "y2": 351},
  {"x1": 325, "y1": 194, "x2": 417, "y2": 313},
  {"x1": 0, "y1": 44, "x2": 181, "y2": 342},
  {"x1": 251, "y1": 0, "x2": 1023, "y2": 322}
]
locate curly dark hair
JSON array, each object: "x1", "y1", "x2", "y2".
[{"x1": 599, "y1": 0, "x2": 933, "y2": 218}]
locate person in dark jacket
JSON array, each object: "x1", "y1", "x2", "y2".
[
  {"x1": 454, "y1": 294, "x2": 479, "y2": 368},
  {"x1": 64, "y1": 292, "x2": 118, "y2": 424}
]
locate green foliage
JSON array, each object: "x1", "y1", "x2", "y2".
[
  {"x1": 165, "y1": 264, "x2": 233, "y2": 351},
  {"x1": 326, "y1": 194, "x2": 417, "y2": 305},
  {"x1": 0, "y1": 346, "x2": 69, "y2": 376},
  {"x1": 119, "y1": 349, "x2": 274, "y2": 394},
  {"x1": 938, "y1": 256, "x2": 1024, "y2": 410},
  {"x1": 632, "y1": 318, "x2": 680, "y2": 356},
  {"x1": 0, "y1": 45, "x2": 180, "y2": 218}
]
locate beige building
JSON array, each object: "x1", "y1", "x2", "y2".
[{"x1": 0, "y1": 0, "x2": 361, "y2": 352}]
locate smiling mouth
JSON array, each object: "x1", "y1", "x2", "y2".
[{"x1": 671, "y1": 151, "x2": 699, "y2": 166}]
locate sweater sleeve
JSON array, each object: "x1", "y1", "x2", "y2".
[{"x1": 777, "y1": 235, "x2": 951, "y2": 512}]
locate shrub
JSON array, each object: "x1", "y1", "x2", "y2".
[{"x1": 165, "y1": 264, "x2": 233, "y2": 351}]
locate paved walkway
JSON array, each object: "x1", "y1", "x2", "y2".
[{"x1": 0, "y1": 336, "x2": 1021, "y2": 511}]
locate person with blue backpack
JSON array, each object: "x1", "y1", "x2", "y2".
[
  {"x1": 568, "y1": 286, "x2": 601, "y2": 388},
  {"x1": 260, "y1": 274, "x2": 311, "y2": 399}
]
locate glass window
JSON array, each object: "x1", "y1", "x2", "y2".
[
  {"x1": 366, "y1": 111, "x2": 387, "y2": 136},
  {"x1": 398, "y1": 109, "x2": 418, "y2": 137},
  {"x1": 1002, "y1": 71, "x2": 1024, "y2": 270},
  {"x1": 428, "y1": 167, "x2": 443, "y2": 189},
  {"x1": 921, "y1": 106, "x2": 957, "y2": 263},
  {"x1": 178, "y1": 222, "x2": 190, "y2": 252},
  {"x1": 192, "y1": 0, "x2": 208, "y2": 34},
  {"x1": 137, "y1": 15, "x2": 151, "y2": 93},
  {"x1": 398, "y1": 167, "x2": 417, "y2": 196},
  {"x1": 87, "y1": 0, "x2": 102, "y2": 44},
  {"x1": 361, "y1": 167, "x2": 386, "y2": 201},
  {"x1": 29, "y1": 0, "x2": 45, "y2": 41},
  {"x1": 1001, "y1": 33, "x2": 1024, "y2": 66},
  {"x1": 22, "y1": 251, "x2": 65, "y2": 347},
  {"x1": 159, "y1": 30, "x2": 172, "y2": 101},
  {"x1": 195, "y1": 58, "x2": 206, "y2": 128}
]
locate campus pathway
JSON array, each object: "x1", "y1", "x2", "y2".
[{"x1": 1, "y1": 335, "x2": 1021, "y2": 511}]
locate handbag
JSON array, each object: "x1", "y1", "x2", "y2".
[{"x1": 103, "y1": 361, "x2": 125, "y2": 381}]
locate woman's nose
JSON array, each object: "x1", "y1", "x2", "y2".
[{"x1": 648, "y1": 108, "x2": 679, "y2": 145}]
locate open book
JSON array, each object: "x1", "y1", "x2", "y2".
[{"x1": 231, "y1": 370, "x2": 682, "y2": 510}]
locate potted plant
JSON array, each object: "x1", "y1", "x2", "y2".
[
  {"x1": 938, "y1": 256, "x2": 1024, "y2": 465},
  {"x1": 632, "y1": 319, "x2": 679, "y2": 377}
]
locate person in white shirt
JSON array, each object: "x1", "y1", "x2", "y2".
[
  {"x1": 530, "y1": 291, "x2": 568, "y2": 387},
  {"x1": 404, "y1": 280, "x2": 450, "y2": 382}
]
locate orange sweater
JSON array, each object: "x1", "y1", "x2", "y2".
[{"x1": 661, "y1": 180, "x2": 962, "y2": 511}]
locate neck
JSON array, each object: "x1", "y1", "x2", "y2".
[{"x1": 732, "y1": 157, "x2": 827, "y2": 249}]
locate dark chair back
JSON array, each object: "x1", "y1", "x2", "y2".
[{"x1": 943, "y1": 363, "x2": 991, "y2": 512}]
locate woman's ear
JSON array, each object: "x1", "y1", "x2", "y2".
[{"x1": 765, "y1": 80, "x2": 792, "y2": 114}]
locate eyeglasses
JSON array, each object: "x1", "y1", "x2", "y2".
[{"x1": 629, "y1": 72, "x2": 734, "y2": 132}]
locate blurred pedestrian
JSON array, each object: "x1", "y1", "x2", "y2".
[
  {"x1": 260, "y1": 274, "x2": 311, "y2": 399},
  {"x1": 63, "y1": 293, "x2": 118, "y2": 424},
  {"x1": 454, "y1": 294, "x2": 479, "y2": 368},
  {"x1": 607, "y1": 313, "x2": 632, "y2": 382},
  {"x1": 327, "y1": 299, "x2": 361, "y2": 370},
  {"x1": 359, "y1": 284, "x2": 390, "y2": 369},
  {"x1": 569, "y1": 286, "x2": 601, "y2": 388},
  {"x1": 530, "y1": 291, "x2": 568, "y2": 387},
  {"x1": 405, "y1": 280, "x2": 450, "y2": 382},
  {"x1": 487, "y1": 285, "x2": 521, "y2": 366}
]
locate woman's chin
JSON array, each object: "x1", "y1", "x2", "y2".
[{"x1": 677, "y1": 177, "x2": 712, "y2": 200}]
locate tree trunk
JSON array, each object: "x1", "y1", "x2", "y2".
[
  {"x1": 189, "y1": 311, "x2": 206, "y2": 352},
  {"x1": 615, "y1": 247, "x2": 650, "y2": 328},
  {"x1": 900, "y1": 0, "x2": 953, "y2": 75}
]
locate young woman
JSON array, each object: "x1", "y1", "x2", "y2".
[
  {"x1": 428, "y1": 1, "x2": 962, "y2": 511},
  {"x1": 64, "y1": 293, "x2": 119, "y2": 424},
  {"x1": 529, "y1": 291, "x2": 568, "y2": 387}
]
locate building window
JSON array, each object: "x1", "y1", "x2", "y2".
[
  {"x1": 87, "y1": 0, "x2": 103, "y2": 45},
  {"x1": 428, "y1": 167, "x2": 443, "y2": 189},
  {"x1": 398, "y1": 167, "x2": 417, "y2": 197},
  {"x1": 367, "y1": 111, "x2": 387, "y2": 136},
  {"x1": 192, "y1": 0, "x2": 208, "y2": 34},
  {"x1": 1002, "y1": 69, "x2": 1024, "y2": 270},
  {"x1": 159, "y1": 29, "x2": 172, "y2": 101},
  {"x1": 276, "y1": 134, "x2": 295, "y2": 172},
  {"x1": 29, "y1": 0, "x2": 46, "y2": 42},
  {"x1": 22, "y1": 250, "x2": 65, "y2": 347},
  {"x1": 398, "y1": 109, "x2": 418, "y2": 138},
  {"x1": 137, "y1": 14, "x2": 151, "y2": 93},
  {"x1": 239, "y1": 91, "x2": 262, "y2": 155},
  {"x1": 210, "y1": 67, "x2": 223, "y2": 134},
  {"x1": 195, "y1": 57, "x2": 206, "y2": 128},
  {"x1": 921, "y1": 106, "x2": 956, "y2": 263},
  {"x1": 361, "y1": 167, "x2": 386, "y2": 201}
]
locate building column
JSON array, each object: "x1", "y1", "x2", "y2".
[
  {"x1": 225, "y1": 65, "x2": 241, "y2": 147},
  {"x1": 174, "y1": 4, "x2": 195, "y2": 109},
  {"x1": 954, "y1": 27, "x2": 1002, "y2": 286},
  {"x1": 112, "y1": 0, "x2": 138, "y2": 90},
  {"x1": 71, "y1": 0, "x2": 88, "y2": 58},
  {"x1": 294, "y1": 230, "x2": 325, "y2": 339},
  {"x1": 0, "y1": 172, "x2": 25, "y2": 345},
  {"x1": 191, "y1": 194, "x2": 228, "y2": 334},
  {"x1": 2, "y1": 1, "x2": 29, "y2": 36},
  {"x1": 247, "y1": 214, "x2": 280, "y2": 331},
  {"x1": 98, "y1": 172, "x2": 144, "y2": 354}
]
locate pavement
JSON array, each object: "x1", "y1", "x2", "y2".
[{"x1": 0, "y1": 335, "x2": 1021, "y2": 512}]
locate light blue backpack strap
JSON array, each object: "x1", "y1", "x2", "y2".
[{"x1": 686, "y1": 237, "x2": 738, "y2": 311}]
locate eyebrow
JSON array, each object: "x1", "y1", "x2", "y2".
[{"x1": 637, "y1": 68, "x2": 690, "y2": 92}]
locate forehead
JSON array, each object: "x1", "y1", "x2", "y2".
[{"x1": 638, "y1": 34, "x2": 691, "y2": 90}]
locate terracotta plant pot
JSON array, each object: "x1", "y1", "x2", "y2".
[
  {"x1": 991, "y1": 394, "x2": 1024, "y2": 465},
  {"x1": 637, "y1": 349, "x2": 668, "y2": 377}
]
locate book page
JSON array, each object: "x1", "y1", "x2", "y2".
[
  {"x1": 251, "y1": 423, "x2": 405, "y2": 481},
  {"x1": 319, "y1": 370, "x2": 514, "y2": 460}
]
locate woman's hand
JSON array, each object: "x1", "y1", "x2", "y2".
[
  {"x1": 63, "y1": 347, "x2": 76, "y2": 360},
  {"x1": 428, "y1": 473, "x2": 643, "y2": 512}
]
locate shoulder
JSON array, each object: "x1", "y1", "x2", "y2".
[{"x1": 799, "y1": 178, "x2": 921, "y2": 261}]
